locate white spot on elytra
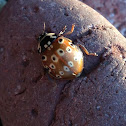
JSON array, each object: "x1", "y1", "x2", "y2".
[
  {"x1": 63, "y1": 66, "x2": 70, "y2": 72},
  {"x1": 57, "y1": 48, "x2": 64, "y2": 56},
  {"x1": 68, "y1": 61, "x2": 74, "y2": 67},
  {"x1": 59, "y1": 71, "x2": 64, "y2": 75},
  {"x1": 51, "y1": 54, "x2": 58, "y2": 62},
  {"x1": 69, "y1": 42, "x2": 75, "y2": 48},
  {"x1": 49, "y1": 63, "x2": 56, "y2": 69},
  {"x1": 66, "y1": 46, "x2": 72, "y2": 53},
  {"x1": 42, "y1": 55, "x2": 47, "y2": 61},
  {"x1": 56, "y1": 74, "x2": 62, "y2": 78},
  {"x1": 74, "y1": 51, "x2": 83, "y2": 61},
  {"x1": 58, "y1": 38, "x2": 64, "y2": 44},
  {"x1": 74, "y1": 56, "x2": 78, "y2": 61}
]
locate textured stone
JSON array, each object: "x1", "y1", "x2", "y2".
[
  {"x1": 0, "y1": 0, "x2": 126, "y2": 126},
  {"x1": 82, "y1": 0, "x2": 126, "y2": 37}
]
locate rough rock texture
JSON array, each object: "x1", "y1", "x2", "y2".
[
  {"x1": 0, "y1": 0, "x2": 126, "y2": 126},
  {"x1": 82, "y1": 0, "x2": 126, "y2": 37}
]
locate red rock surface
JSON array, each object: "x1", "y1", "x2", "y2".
[
  {"x1": 0, "y1": 0, "x2": 126, "y2": 126},
  {"x1": 82, "y1": 0, "x2": 126, "y2": 37}
]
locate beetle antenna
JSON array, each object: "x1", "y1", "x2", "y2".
[{"x1": 43, "y1": 22, "x2": 46, "y2": 33}]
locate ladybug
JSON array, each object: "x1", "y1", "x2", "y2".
[{"x1": 37, "y1": 24, "x2": 98, "y2": 80}]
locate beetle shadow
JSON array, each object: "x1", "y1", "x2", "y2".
[{"x1": 79, "y1": 56, "x2": 100, "y2": 78}]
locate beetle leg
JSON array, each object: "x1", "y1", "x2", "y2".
[
  {"x1": 63, "y1": 24, "x2": 75, "y2": 36},
  {"x1": 38, "y1": 43, "x2": 41, "y2": 53},
  {"x1": 78, "y1": 44, "x2": 98, "y2": 56},
  {"x1": 58, "y1": 25, "x2": 67, "y2": 36}
]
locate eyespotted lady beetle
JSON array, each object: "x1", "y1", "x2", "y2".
[{"x1": 37, "y1": 24, "x2": 98, "y2": 79}]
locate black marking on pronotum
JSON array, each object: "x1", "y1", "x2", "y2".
[{"x1": 38, "y1": 33, "x2": 57, "y2": 53}]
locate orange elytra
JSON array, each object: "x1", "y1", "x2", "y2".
[{"x1": 37, "y1": 24, "x2": 98, "y2": 79}]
